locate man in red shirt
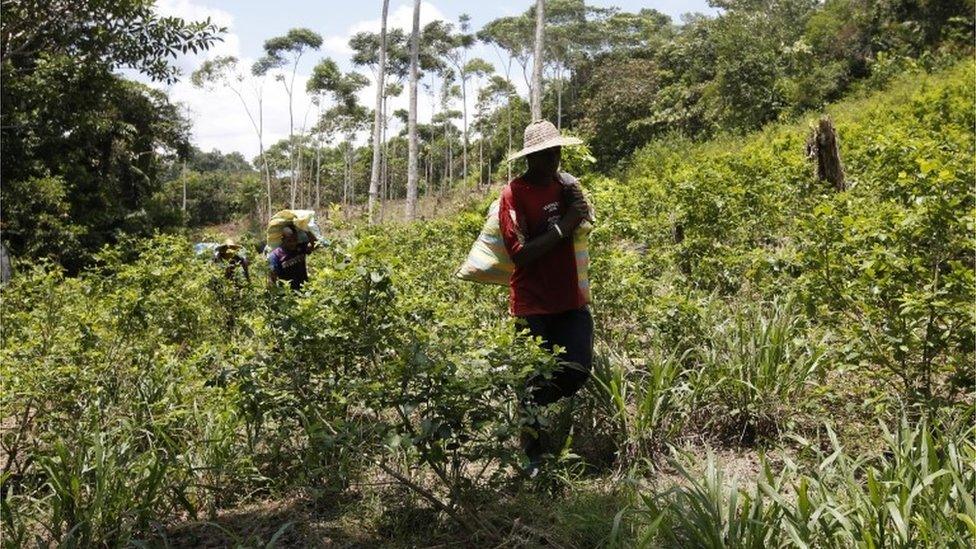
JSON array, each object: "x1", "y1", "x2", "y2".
[{"x1": 499, "y1": 120, "x2": 593, "y2": 473}]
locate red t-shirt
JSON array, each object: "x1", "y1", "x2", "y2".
[{"x1": 498, "y1": 176, "x2": 586, "y2": 317}]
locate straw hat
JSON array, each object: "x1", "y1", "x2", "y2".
[
  {"x1": 507, "y1": 119, "x2": 582, "y2": 162},
  {"x1": 216, "y1": 237, "x2": 240, "y2": 251}
]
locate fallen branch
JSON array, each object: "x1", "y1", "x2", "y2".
[{"x1": 375, "y1": 460, "x2": 478, "y2": 535}]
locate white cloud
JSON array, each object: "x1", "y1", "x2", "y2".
[
  {"x1": 191, "y1": 0, "x2": 454, "y2": 159},
  {"x1": 154, "y1": 0, "x2": 240, "y2": 72},
  {"x1": 323, "y1": 35, "x2": 353, "y2": 56},
  {"x1": 155, "y1": 0, "x2": 234, "y2": 27},
  {"x1": 141, "y1": 1, "x2": 317, "y2": 158}
]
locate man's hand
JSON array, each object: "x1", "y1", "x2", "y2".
[
  {"x1": 559, "y1": 188, "x2": 591, "y2": 234},
  {"x1": 559, "y1": 202, "x2": 585, "y2": 234},
  {"x1": 560, "y1": 172, "x2": 592, "y2": 224},
  {"x1": 572, "y1": 194, "x2": 591, "y2": 219}
]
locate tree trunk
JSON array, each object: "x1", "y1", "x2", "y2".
[
  {"x1": 296, "y1": 137, "x2": 304, "y2": 208},
  {"x1": 257, "y1": 94, "x2": 272, "y2": 220},
  {"x1": 806, "y1": 116, "x2": 846, "y2": 191},
  {"x1": 381, "y1": 94, "x2": 388, "y2": 221},
  {"x1": 181, "y1": 160, "x2": 187, "y2": 219},
  {"x1": 405, "y1": 0, "x2": 420, "y2": 221},
  {"x1": 429, "y1": 72, "x2": 438, "y2": 196},
  {"x1": 344, "y1": 142, "x2": 350, "y2": 206},
  {"x1": 350, "y1": 146, "x2": 356, "y2": 206},
  {"x1": 556, "y1": 72, "x2": 562, "y2": 130},
  {"x1": 531, "y1": 0, "x2": 545, "y2": 121},
  {"x1": 487, "y1": 128, "x2": 493, "y2": 185},
  {"x1": 443, "y1": 118, "x2": 449, "y2": 195},
  {"x1": 262, "y1": 145, "x2": 272, "y2": 218},
  {"x1": 286, "y1": 70, "x2": 297, "y2": 208},
  {"x1": 461, "y1": 78, "x2": 468, "y2": 184},
  {"x1": 507, "y1": 92, "x2": 513, "y2": 181},
  {"x1": 315, "y1": 133, "x2": 321, "y2": 209},
  {"x1": 386, "y1": 141, "x2": 397, "y2": 202},
  {"x1": 367, "y1": 0, "x2": 390, "y2": 224},
  {"x1": 448, "y1": 124, "x2": 453, "y2": 191}
]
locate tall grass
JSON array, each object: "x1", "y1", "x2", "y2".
[
  {"x1": 766, "y1": 413, "x2": 976, "y2": 547},
  {"x1": 591, "y1": 347, "x2": 693, "y2": 465},
  {"x1": 699, "y1": 297, "x2": 825, "y2": 442},
  {"x1": 589, "y1": 296, "x2": 824, "y2": 464},
  {"x1": 626, "y1": 414, "x2": 975, "y2": 548},
  {"x1": 632, "y1": 452, "x2": 782, "y2": 548}
]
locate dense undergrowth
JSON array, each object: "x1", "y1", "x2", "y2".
[{"x1": 2, "y1": 61, "x2": 973, "y2": 547}]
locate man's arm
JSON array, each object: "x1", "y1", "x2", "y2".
[
  {"x1": 267, "y1": 253, "x2": 280, "y2": 286},
  {"x1": 510, "y1": 202, "x2": 587, "y2": 267}
]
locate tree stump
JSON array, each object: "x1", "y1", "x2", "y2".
[{"x1": 806, "y1": 116, "x2": 847, "y2": 191}]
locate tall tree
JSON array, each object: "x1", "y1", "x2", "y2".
[
  {"x1": 479, "y1": 16, "x2": 534, "y2": 94},
  {"x1": 367, "y1": 0, "x2": 390, "y2": 224},
  {"x1": 307, "y1": 58, "x2": 364, "y2": 209},
  {"x1": 191, "y1": 56, "x2": 273, "y2": 220},
  {"x1": 327, "y1": 102, "x2": 370, "y2": 208},
  {"x1": 459, "y1": 57, "x2": 494, "y2": 182},
  {"x1": 442, "y1": 15, "x2": 476, "y2": 183},
  {"x1": 475, "y1": 75, "x2": 512, "y2": 183},
  {"x1": 531, "y1": 0, "x2": 545, "y2": 120},
  {"x1": 436, "y1": 69, "x2": 461, "y2": 193},
  {"x1": 416, "y1": 21, "x2": 453, "y2": 200},
  {"x1": 380, "y1": 81, "x2": 403, "y2": 216},
  {"x1": 254, "y1": 28, "x2": 322, "y2": 208},
  {"x1": 406, "y1": 0, "x2": 421, "y2": 220},
  {"x1": 350, "y1": 26, "x2": 409, "y2": 218},
  {"x1": 478, "y1": 19, "x2": 530, "y2": 180},
  {"x1": 542, "y1": 0, "x2": 612, "y2": 129}
]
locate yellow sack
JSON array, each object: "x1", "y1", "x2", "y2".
[
  {"x1": 455, "y1": 199, "x2": 514, "y2": 286},
  {"x1": 265, "y1": 209, "x2": 323, "y2": 252},
  {"x1": 574, "y1": 219, "x2": 593, "y2": 303},
  {"x1": 455, "y1": 198, "x2": 593, "y2": 302}
]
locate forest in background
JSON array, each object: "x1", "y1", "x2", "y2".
[{"x1": 2, "y1": 0, "x2": 973, "y2": 271}]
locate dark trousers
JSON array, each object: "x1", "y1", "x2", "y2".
[
  {"x1": 518, "y1": 306, "x2": 594, "y2": 460},
  {"x1": 520, "y1": 306, "x2": 594, "y2": 406}
]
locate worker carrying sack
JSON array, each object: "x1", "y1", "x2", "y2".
[
  {"x1": 456, "y1": 173, "x2": 593, "y2": 302},
  {"x1": 264, "y1": 210, "x2": 325, "y2": 253}
]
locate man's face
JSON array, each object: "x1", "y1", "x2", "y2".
[
  {"x1": 527, "y1": 146, "x2": 561, "y2": 176},
  {"x1": 282, "y1": 231, "x2": 298, "y2": 251}
]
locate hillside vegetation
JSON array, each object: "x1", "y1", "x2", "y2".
[{"x1": 2, "y1": 61, "x2": 973, "y2": 547}]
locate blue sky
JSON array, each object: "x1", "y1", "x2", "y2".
[{"x1": 149, "y1": 0, "x2": 719, "y2": 159}]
